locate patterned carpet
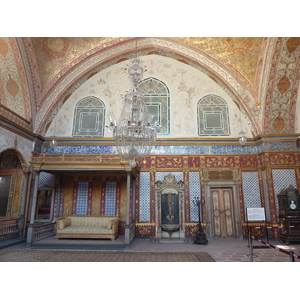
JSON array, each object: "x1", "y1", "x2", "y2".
[{"x1": 0, "y1": 249, "x2": 215, "y2": 262}]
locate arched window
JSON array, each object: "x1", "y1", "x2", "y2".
[
  {"x1": 197, "y1": 94, "x2": 230, "y2": 136},
  {"x1": 73, "y1": 96, "x2": 105, "y2": 137},
  {"x1": 138, "y1": 77, "x2": 170, "y2": 135}
]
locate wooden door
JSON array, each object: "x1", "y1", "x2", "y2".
[{"x1": 211, "y1": 188, "x2": 235, "y2": 238}]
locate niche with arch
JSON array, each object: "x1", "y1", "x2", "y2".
[
  {"x1": 155, "y1": 174, "x2": 185, "y2": 238},
  {"x1": 0, "y1": 149, "x2": 25, "y2": 218}
]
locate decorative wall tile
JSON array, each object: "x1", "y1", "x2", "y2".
[
  {"x1": 139, "y1": 172, "x2": 151, "y2": 222},
  {"x1": 268, "y1": 153, "x2": 296, "y2": 165},
  {"x1": 240, "y1": 156, "x2": 259, "y2": 167},
  {"x1": 155, "y1": 156, "x2": 183, "y2": 168},
  {"x1": 242, "y1": 171, "x2": 261, "y2": 211},
  {"x1": 262, "y1": 170, "x2": 271, "y2": 221},
  {"x1": 42, "y1": 141, "x2": 298, "y2": 155},
  {"x1": 272, "y1": 169, "x2": 296, "y2": 213},
  {"x1": 105, "y1": 182, "x2": 116, "y2": 216},
  {"x1": 39, "y1": 172, "x2": 55, "y2": 188},
  {"x1": 206, "y1": 156, "x2": 235, "y2": 167},
  {"x1": 76, "y1": 182, "x2": 88, "y2": 215},
  {"x1": 189, "y1": 172, "x2": 201, "y2": 222},
  {"x1": 43, "y1": 145, "x2": 117, "y2": 154}
]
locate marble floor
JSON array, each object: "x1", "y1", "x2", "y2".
[{"x1": 128, "y1": 237, "x2": 300, "y2": 262}]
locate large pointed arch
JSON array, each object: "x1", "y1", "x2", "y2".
[{"x1": 35, "y1": 38, "x2": 261, "y2": 137}]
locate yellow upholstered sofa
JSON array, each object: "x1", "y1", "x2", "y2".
[{"x1": 54, "y1": 216, "x2": 119, "y2": 241}]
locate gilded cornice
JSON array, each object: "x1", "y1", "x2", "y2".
[
  {"x1": 30, "y1": 153, "x2": 138, "y2": 174},
  {"x1": 0, "y1": 103, "x2": 31, "y2": 132}
]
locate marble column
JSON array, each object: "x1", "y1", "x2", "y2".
[{"x1": 26, "y1": 171, "x2": 40, "y2": 244}]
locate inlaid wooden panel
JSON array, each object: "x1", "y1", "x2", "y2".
[
  {"x1": 211, "y1": 188, "x2": 235, "y2": 238},
  {"x1": 63, "y1": 180, "x2": 74, "y2": 216},
  {"x1": 91, "y1": 180, "x2": 101, "y2": 216},
  {"x1": 119, "y1": 180, "x2": 127, "y2": 222},
  {"x1": 10, "y1": 174, "x2": 24, "y2": 217}
]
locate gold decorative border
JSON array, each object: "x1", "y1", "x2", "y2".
[{"x1": 0, "y1": 104, "x2": 31, "y2": 131}]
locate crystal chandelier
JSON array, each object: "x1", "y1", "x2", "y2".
[{"x1": 108, "y1": 56, "x2": 157, "y2": 168}]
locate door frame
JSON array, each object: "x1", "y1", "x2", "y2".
[{"x1": 204, "y1": 181, "x2": 242, "y2": 239}]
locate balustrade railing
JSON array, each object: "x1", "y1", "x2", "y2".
[
  {"x1": 33, "y1": 222, "x2": 55, "y2": 241},
  {"x1": 0, "y1": 218, "x2": 20, "y2": 239}
]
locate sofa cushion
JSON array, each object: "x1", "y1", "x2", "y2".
[
  {"x1": 56, "y1": 218, "x2": 71, "y2": 230},
  {"x1": 70, "y1": 216, "x2": 107, "y2": 227},
  {"x1": 57, "y1": 225, "x2": 112, "y2": 234}
]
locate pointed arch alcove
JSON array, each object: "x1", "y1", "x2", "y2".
[{"x1": 155, "y1": 174, "x2": 185, "y2": 239}]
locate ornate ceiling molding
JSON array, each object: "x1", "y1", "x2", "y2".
[
  {"x1": 263, "y1": 37, "x2": 300, "y2": 134},
  {"x1": 0, "y1": 38, "x2": 32, "y2": 123},
  {"x1": 16, "y1": 37, "x2": 38, "y2": 125}
]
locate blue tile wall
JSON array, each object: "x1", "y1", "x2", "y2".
[
  {"x1": 262, "y1": 170, "x2": 271, "y2": 221},
  {"x1": 139, "y1": 172, "x2": 151, "y2": 222},
  {"x1": 42, "y1": 140, "x2": 298, "y2": 155},
  {"x1": 272, "y1": 169, "x2": 296, "y2": 213},
  {"x1": 76, "y1": 182, "x2": 88, "y2": 215},
  {"x1": 105, "y1": 182, "x2": 116, "y2": 216},
  {"x1": 189, "y1": 172, "x2": 201, "y2": 222},
  {"x1": 242, "y1": 172, "x2": 261, "y2": 210}
]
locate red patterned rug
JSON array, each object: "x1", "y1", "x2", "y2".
[{"x1": 0, "y1": 249, "x2": 215, "y2": 262}]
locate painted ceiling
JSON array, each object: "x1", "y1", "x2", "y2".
[
  {"x1": 1, "y1": 37, "x2": 300, "y2": 137},
  {"x1": 30, "y1": 37, "x2": 263, "y2": 88}
]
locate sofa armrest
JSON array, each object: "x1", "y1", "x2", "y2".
[
  {"x1": 56, "y1": 217, "x2": 71, "y2": 230},
  {"x1": 106, "y1": 218, "x2": 119, "y2": 231},
  {"x1": 111, "y1": 219, "x2": 119, "y2": 233}
]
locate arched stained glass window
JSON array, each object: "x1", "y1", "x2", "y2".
[
  {"x1": 73, "y1": 96, "x2": 105, "y2": 137},
  {"x1": 138, "y1": 77, "x2": 170, "y2": 135},
  {"x1": 197, "y1": 94, "x2": 230, "y2": 136}
]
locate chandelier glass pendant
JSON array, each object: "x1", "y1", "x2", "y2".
[
  {"x1": 50, "y1": 115, "x2": 58, "y2": 150},
  {"x1": 50, "y1": 138, "x2": 57, "y2": 150},
  {"x1": 238, "y1": 130, "x2": 247, "y2": 146},
  {"x1": 108, "y1": 57, "x2": 157, "y2": 168}
]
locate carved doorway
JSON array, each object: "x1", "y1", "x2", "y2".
[{"x1": 211, "y1": 188, "x2": 235, "y2": 238}]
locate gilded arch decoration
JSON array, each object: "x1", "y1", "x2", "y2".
[
  {"x1": 263, "y1": 37, "x2": 300, "y2": 134},
  {"x1": 35, "y1": 38, "x2": 261, "y2": 137}
]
